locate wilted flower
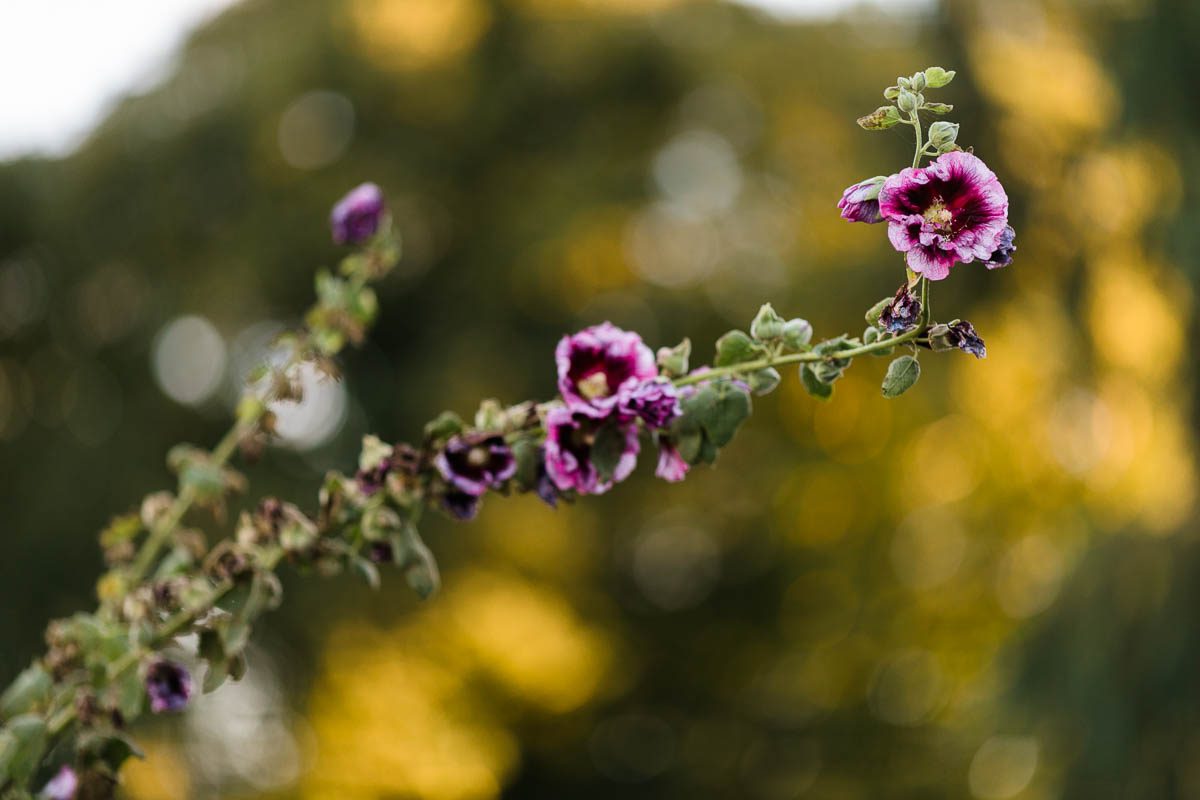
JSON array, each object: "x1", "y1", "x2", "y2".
[
  {"x1": 40, "y1": 766, "x2": 78, "y2": 800},
  {"x1": 532, "y1": 445, "x2": 559, "y2": 509},
  {"x1": 355, "y1": 457, "x2": 391, "y2": 496},
  {"x1": 435, "y1": 434, "x2": 517, "y2": 496},
  {"x1": 441, "y1": 491, "x2": 481, "y2": 521},
  {"x1": 878, "y1": 151, "x2": 1009, "y2": 280},
  {"x1": 655, "y1": 442, "x2": 689, "y2": 483},
  {"x1": 928, "y1": 320, "x2": 987, "y2": 358},
  {"x1": 837, "y1": 175, "x2": 887, "y2": 223},
  {"x1": 556, "y1": 323, "x2": 657, "y2": 418},
  {"x1": 619, "y1": 379, "x2": 681, "y2": 429},
  {"x1": 985, "y1": 224, "x2": 1016, "y2": 269},
  {"x1": 543, "y1": 407, "x2": 639, "y2": 495},
  {"x1": 879, "y1": 283, "x2": 922, "y2": 333},
  {"x1": 330, "y1": 182, "x2": 386, "y2": 245},
  {"x1": 145, "y1": 659, "x2": 192, "y2": 713}
]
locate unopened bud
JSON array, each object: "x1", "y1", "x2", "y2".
[
  {"x1": 656, "y1": 338, "x2": 691, "y2": 377},
  {"x1": 750, "y1": 303, "x2": 785, "y2": 341},
  {"x1": 897, "y1": 90, "x2": 918, "y2": 113},
  {"x1": 781, "y1": 318, "x2": 813, "y2": 350},
  {"x1": 929, "y1": 121, "x2": 960, "y2": 152}
]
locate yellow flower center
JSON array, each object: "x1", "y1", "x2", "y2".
[
  {"x1": 578, "y1": 372, "x2": 610, "y2": 400},
  {"x1": 465, "y1": 447, "x2": 490, "y2": 469},
  {"x1": 923, "y1": 200, "x2": 953, "y2": 231}
]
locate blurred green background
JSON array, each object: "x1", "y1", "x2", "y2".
[{"x1": 3, "y1": 0, "x2": 1199, "y2": 797}]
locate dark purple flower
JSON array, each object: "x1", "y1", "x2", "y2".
[
  {"x1": 543, "y1": 407, "x2": 639, "y2": 495},
  {"x1": 878, "y1": 151, "x2": 1009, "y2": 280},
  {"x1": 145, "y1": 659, "x2": 192, "y2": 713},
  {"x1": 367, "y1": 541, "x2": 394, "y2": 564},
  {"x1": 355, "y1": 457, "x2": 392, "y2": 496},
  {"x1": 533, "y1": 446, "x2": 559, "y2": 509},
  {"x1": 985, "y1": 224, "x2": 1016, "y2": 269},
  {"x1": 655, "y1": 442, "x2": 689, "y2": 483},
  {"x1": 330, "y1": 182, "x2": 386, "y2": 245},
  {"x1": 441, "y1": 491, "x2": 481, "y2": 521},
  {"x1": 556, "y1": 323, "x2": 657, "y2": 419},
  {"x1": 40, "y1": 766, "x2": 78, "y2": 800},
  {"x1": 929, "y1": 320, "x2": 987, "y2": 359},
  {"x1": 618, "y1": 379, "x2": 681, "y2": 429},
  {"x1": 435, "y1": 433, "x2": 517, "y2": 496},
  {"x1": 879, "y1": 283, "x2": 922, "y2": 333},
  {"x1": 837, "y1": 175, "x2": 887, "y2": 223}
]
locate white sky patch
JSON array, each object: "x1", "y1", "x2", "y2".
[{"x1": 0, "y1": 0, "x2": 240, "y2": 160}]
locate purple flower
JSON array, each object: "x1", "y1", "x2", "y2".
[
  {"x1": 618, "y1": 379, "x2": 681, "y2": 429},
  {"x1": 355, "y1": 457, "x2": 392, "y2": 496},
  {"x1": 442, "y1": 491, "x2": 481, "y2": 521},
  {"x1": 655, "y1": 442, "x2": 689, "y2": 483},
  {"x1": 330, "y1": 182, "x2": 386, "y2": 245},
  {"x1": 543, "y1": 407, "x2": 639, "y2": 495},
  {"x1": 40, "y1": 766, "x2": 78, "y2": 800},
  {"x1": 533, "y1": 446, "x2": 559, "y2": 509},
  {"x1": 837, "y1": 176, "x2": 887, "y2": 223},
  {"x1": 556, "y1": 323, "x2": 657, "y2": 419},
  {"x1": 879, "y1": 283, "x2": 922, "y2": 333},
  {"x1": 985, "y1": 224, "x2": 1016, "y2": 269},
  {"x1": 878, "y1": 151, "x2": 1009, "y2": 280},
  {"x1": 145, "y1": 659, "x2": 192, "y2": 713},
  {"x1": 435, "y1": 434, "x2": 517, "y2": 496},
  {"x1": 946, "y1": 320, "x2": 987, "y2": 358}
]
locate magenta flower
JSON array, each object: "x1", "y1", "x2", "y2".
[
  {"x1": 556, "y1": 323, "x2": 657, "y2": 419},
  {"x1": 330, "y1": 182, "x2": 386, "y2": 245},
  {"x1": 40, "y1": 766, "x2": 78, "y2": 800},
  {"x1": 543, "y1": 407, "x2": 639, "y2": 495},
  {"x1": 145, "y1": 659, "x2": 192, "y2": 713},
  {"x1": 655, "y1": 442, "x2": 689, "y2": 483},
  {"x1": 619, "y1": 379, "x2": 681, "y2": 429},
  {"x1": 837, "y1": 176, "x2": 887, "y2": 223},
  {"x1": 878, "y1": 151, "x2": 1009, "y2": 280}
]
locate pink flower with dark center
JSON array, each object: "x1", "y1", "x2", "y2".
[
  {"x1": 618, "y1": 379, "x2": 681, "y2": 429},
  {"x1": 543, "y1": 407, "x2": 639, "y2": 495},
  {"x1": 556, "y1": 323, "x2": 657, "y2": 419},
  {"x1": 878, "y1": 151, "x2": 1009, "y2": 280}
]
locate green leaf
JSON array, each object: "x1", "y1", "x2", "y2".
[
  {"x1": 0, "y1": 664, "x2": 52, "y2": 721},
  {"x1": 882, "y1": 355, "x2": 921, "y2": 398},
  {"x1": 703, "y1": 386, "x2": 752, "y2": 447},
  {"x1": 590, "y1": 422, "x2": 629, "y2": 482},
  {"x1": 199, "y1": 629, "x2": 231, "y2": 694},
  {"x1": 352, "y1": 556, "x2": 381, "y2": 591},
  {"x1": 511, "y1": 438, "x2": 541, "y2": 491},
  {"x1": 77, "y1": 729, "x2": 144, "y2": 774},
  {"x1": 747, "y1": 367, "x2": 781, "y2": 396},
  {"x1": 0, "y1": 714, "x2": 48, "y2": 787},
  {"x1": 857, "y1": 105, "x2": 902, "y2": 130},
  {"x1": 396, "y1": 526, "x2": 440, "y2": 600},
  {"x1": 423, "y1": 410, "x2": 464, "y2": 441},
  {"x1": 672, "y1": 429, "x2": 704, "y2": 464},
  {"x1": 800, "y1": 364, "x2": 833, "y2": 400},
  {"x1": 714, "y1": 330, "x2": 761, "y2": 367},
  {"x1": 924, "y1": 102, "x2": 954, "y2": 114},
  {"x1": 923, "y1": 66, "x2": 956, "y2": 88},
  {"x1": 111, "y1": 668, "x2": 146, "y2": 720}
]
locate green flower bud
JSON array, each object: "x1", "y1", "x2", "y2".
[
  {"x1": 863, "y1": 326, "x2": 880, "y2": 345},
  {"x1": 929, "y1": 121, "x2": 960, "y2": 152},
  {"x1": 897, "y1": 76, "x2": 912, "y2": 89},
  {"x1": 656, "y1": 337, "x2": 691, "y2": 377},
  {"x1": 923, "y1": 66, "x2": 956, "y2": 88},
  {"x1": 747, "y1": 367, "x2": 781, "y2": 396},
  {"x1": 781, "y1": 318, "x2": 813, "y2": 350},
  {"x1": 750, "y1": 303, "x2": 785, "y2": 340},
  {"x1": 909, "y1": 72, "x2": 927, "y2": 91},
  {"x1": 897, "y1": 90, "x2": 918, "y2": 114}
]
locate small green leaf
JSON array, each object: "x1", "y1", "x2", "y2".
[
  {"x1": 423, "y1": 410, "x2": 464, "y2": 441},
  {"x1": 857, "y1": 105, "x2": 902, "y2": 130},
  {"x1": 714, "y1": 331, "x2": 762, "y2": 367},
  {"x1": 924, "y1": 102, "x2": 954, "y2": 114},
  {"x1": 882, "y1": 355, "x2": 921, "y2": 398},
  {"x1": 352, "y1": 556, "x2": 381, "y2": 591},
  {"x1": 747, "y1": 367, "x2": 781, "y2": 396},
  {"x1": 0, "y1": 664, "x2": 52, "y2": 721},
  {"x1": 800, "y1": 365, "x2": 833, "y2": 400},
  {"x1": 590, "y1": 423, "x2": 629, "y2": 482},
  {"x1": 511, "y1": 438, "x2": 541, "y2": 491},
  {"x1": 923, "y1": 66, "x2": 956, "y2": 88}
]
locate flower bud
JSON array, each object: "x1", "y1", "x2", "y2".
[
  {"x1": 897, "y1": 77, "x2": 911, "y2": 89},
  {"x1": 656, "y1": 338, "x2": 691, "y2": 377},
  {"x1": 330, "y1": 183, "x2": 386, "y2": 246},
  {"x1": 781, "y1": 318, "x2": 813, "y2": 350},
  {"x1": 883, "y1": 86, "x2": 900, "y2": 100},
  {"x1": 897, "y1": 91, "x2": 918, "y2": 113},
  {"x1": 747, "y1": 367, "x2": 781, "y2": 396},
  {"x1": 928, "y1": 121, "x2": 960, "y2": 152},
  {"x1": 909, "y1": 72, "x2": 927, "y2": 91},
  {"x1": 750, "y1": 303, "x2": 785, "y2": 340},
  {"x1": 837, "y1": 176, "x2": 887, "y2": 224}
]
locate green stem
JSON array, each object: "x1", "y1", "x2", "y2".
[{"x1": 910, "y1": 110, "x2": 924, "y2": 168}]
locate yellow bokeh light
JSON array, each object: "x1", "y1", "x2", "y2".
[{"x1": 349, "y1": 0, "x2": 491, "y2": 72}]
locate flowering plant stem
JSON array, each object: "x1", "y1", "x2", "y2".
[{"x1": 0, "y1": 69, "x2": 1014, "y2": 800}]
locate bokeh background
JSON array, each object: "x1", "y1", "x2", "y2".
[{"x1": 3, "y1": 0, "x2": 1199, "y2": 797}]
